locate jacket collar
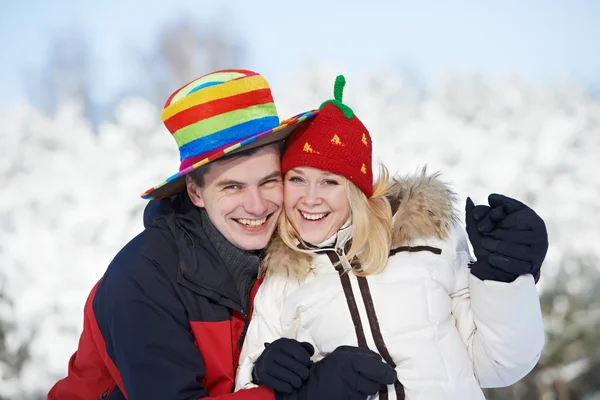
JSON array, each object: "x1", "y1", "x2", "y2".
[
  {"x1": 143, "y1": 191, "x2": 254, "y2": 312},
  {"x1": 298, "y1": 218, "x2": 353, "y2": 253}
]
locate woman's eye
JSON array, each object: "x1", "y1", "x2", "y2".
[
  {"x1": 288, "y1": 176, "x2": 303, "y2": 183},
  {"x1": 324, "y1": 180, "x2": 339, "y2": 185}
]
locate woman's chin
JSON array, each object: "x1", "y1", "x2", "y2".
[{"x1": 298, "y1": 229, "x2": 329, "y2": 245}]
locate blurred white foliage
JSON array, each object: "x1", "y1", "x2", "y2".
[{"x1": 1, "y1": 66, "x2": 599, "y2": 397}]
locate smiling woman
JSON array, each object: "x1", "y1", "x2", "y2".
[
  {"x1": 283, "y1": 167, "x2": 351, "y2": 244},
  {"x1": 235, "y1": 75, "x2": 548, "y2": 400}
]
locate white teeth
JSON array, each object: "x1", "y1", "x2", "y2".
[
  {"x1": 300, "y1": 211, "x2": 328, "y2": 221},
  {"x1": 237, "y1": 217, "x2": 267, "y2": 227}
]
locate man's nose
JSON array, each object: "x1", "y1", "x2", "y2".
[{"x1": 244, "y1": 187, "x2": 269, "y2": 216}]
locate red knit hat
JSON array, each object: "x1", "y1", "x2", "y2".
[{"x1": 281, "y1": 75, "x2": 374, "y2": 197}]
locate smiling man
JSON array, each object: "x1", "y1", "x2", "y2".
[
  {"x1": 48, "y1": 70, "x2": 318, "y2": 399},
  {"x1": 186, "y1": 147, "x2": 284, "y2": 251}
]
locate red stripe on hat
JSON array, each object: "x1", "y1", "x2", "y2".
[
  {"x1": 217, "y1": 69, "x2": 256, "y2": 75},
  {"x1": 163, "y1": 88, "x2": 180, "y2": 109},
  {"x1": 164, "y1": 88, "x2": 274, "y2": 134}
]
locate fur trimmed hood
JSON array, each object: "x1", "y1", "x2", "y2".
[{"x1": 262, "y1": 168, "x2": 458, "y2": 279}]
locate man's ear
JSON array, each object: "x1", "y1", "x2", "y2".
[{"x1": 186, "y1": 175, "x2": 205, "y2": 208}]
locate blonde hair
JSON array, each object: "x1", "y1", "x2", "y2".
[{"x1": 277, "y1": 164, "x2": 397, "y2": 277}]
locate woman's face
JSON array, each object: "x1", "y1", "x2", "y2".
[{"x1": 284, "y1": 167, "x2": 351, "y2": 245}]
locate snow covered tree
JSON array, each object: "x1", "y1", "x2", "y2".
[
  {"x1": 135, "y1": 18, "x2": 244, "y2": 108},
  {"x1": 1, "y1": 64, "x2": 599, "y2": 398}
]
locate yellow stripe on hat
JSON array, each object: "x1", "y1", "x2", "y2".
[
  {"x1": 170, "y1": 71, "x2": 248, "y2": 104},
  {"x1": 162, "y1": 74, "x2": 269, "y2": 121}
]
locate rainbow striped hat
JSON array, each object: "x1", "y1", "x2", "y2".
[{"x1": 141, "y1": 69, "x2": 318, "y2": 200}]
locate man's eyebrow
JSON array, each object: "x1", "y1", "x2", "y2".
[
  {"x1": 260, "y1": 171, "x2": 282, "y2": 182},
  {"x1": 214, "y1": 172, "x2": 281, "y2": 188},
  {"x1": 214, "y1": 179, "x2": 244, "y2": 188}
]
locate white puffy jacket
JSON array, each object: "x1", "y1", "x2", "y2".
[{"x1": 235, "y1": 173, "x2": 544, "y2": 399}]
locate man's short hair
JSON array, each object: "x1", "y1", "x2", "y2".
[{"x1": 188, "y1": 141, "x2": 284, "y2": 188}]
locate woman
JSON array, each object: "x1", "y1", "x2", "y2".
[{"x1": 235, "y1": 76, "x2": 547, "y2": 399}]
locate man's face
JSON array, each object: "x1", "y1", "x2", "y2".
[{"x1": 187, "y1": 145, "x2": 283, "y2": 251}]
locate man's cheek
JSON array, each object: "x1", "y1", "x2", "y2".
[{"x1": 268, "y1": 187, "x2": 284, "y2": 205}]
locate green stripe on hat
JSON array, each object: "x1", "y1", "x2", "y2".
[{"x1": 172, "y1": 102, "x2": 278, "y2": 147}]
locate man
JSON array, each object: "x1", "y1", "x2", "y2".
[{"x1": 48, "y1": 69, "x2": 396, "y2": 399}]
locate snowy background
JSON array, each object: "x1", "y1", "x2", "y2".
[{"x1": 1, "y1": 1, "x2": 599, "y2": 399}]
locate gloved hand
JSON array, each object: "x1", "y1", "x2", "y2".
[
  {"x1": 466, "y1": 194, "x2": 548, "y2": 283},
  {"x1": 252, "y1": 338, "x2": 315, "y2": 393},
  {"x1": 277, "y1": 345, "x2": 397, "y2": 400}
]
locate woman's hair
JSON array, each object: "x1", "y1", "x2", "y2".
[{"x1": 277, "y1": 163, "x2": 397, "y2": 276}]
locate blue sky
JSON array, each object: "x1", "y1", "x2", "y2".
[{"x1": 1, "y1": 0, "x2": 599, "y2": 106}]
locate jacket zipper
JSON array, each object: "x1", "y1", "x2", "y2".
[
  {"x1": 175, "y1": 221, "x2": 247, "y2": 315},
  {"x1": 181, "y1": 267, "x2": 250, "y2": 351},
  {"x1": 336, "y1": 248, "x2": 354, "y2": 271},
  {"x1": 238, "y1": 310, "x2": 250, "y2": 351},
  {"x1": 238, "y1": 276, "x2": 260, "y2": 350},
  {"x1": 331, "y1": 246, "x2": 405, "y2": 400},
  {"x1": 99, "y1": 382, "x2": 116, "y2": 399},
  {"x1": 175, "y1": 219, "x2": 254, "y2": 350},
  {"x1": 175, "y1": 220, "x2": 196, "y2": 248}
]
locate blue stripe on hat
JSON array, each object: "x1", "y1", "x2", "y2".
[
  {"x1": 188, "y1": 81, "x2": 224, "y2": 95},
  {"x1": 178, "y1": 116, "x2": 280, "y2": 160}
]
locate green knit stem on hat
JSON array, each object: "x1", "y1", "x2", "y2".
[{"x1": 319, "y1": 75, "x2": 354, "y2": 119}]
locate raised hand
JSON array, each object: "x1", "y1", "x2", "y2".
[{"x1": 466, "y1": 194, "x2": 548, "y2": 283}]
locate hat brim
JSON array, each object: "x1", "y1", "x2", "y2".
[{"x1": 141, "y1": 109, "x2": 318, "y2": 200}]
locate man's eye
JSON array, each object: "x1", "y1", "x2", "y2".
[
  {"x1": 262, "y1": 178, "x2": 281, "y2": 186},
  {"x1": 223, "y1": 185, "x2": 240, "y2": 191}
]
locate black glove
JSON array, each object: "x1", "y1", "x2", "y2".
[
  {"x1": 252, "y1": 338, "x2": 315, "y2": 393},
  {"x1": 277, "y1": 345, "x2": 397, "y2": 400},
  {"x1": 466, "y1": 194, "x2": 548, "y2": 283}
]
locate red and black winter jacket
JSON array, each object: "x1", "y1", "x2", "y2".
[{"x1": 48, "y1": 193, "x2": 274, "y2": 400}]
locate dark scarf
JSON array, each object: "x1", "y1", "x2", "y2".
[{"x1": 199, "y1": 209, "x2": 260, "y2": 314}]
